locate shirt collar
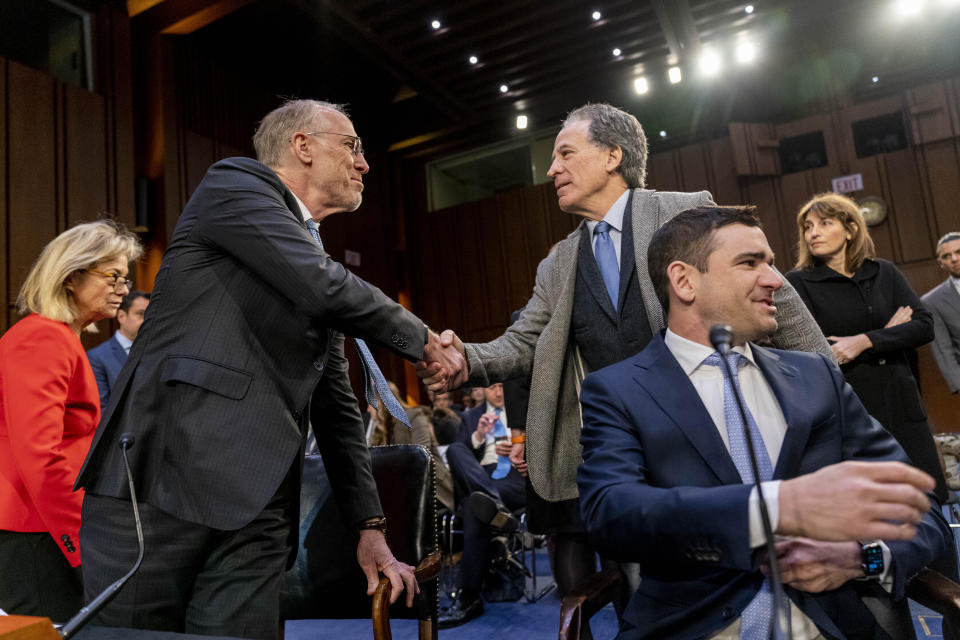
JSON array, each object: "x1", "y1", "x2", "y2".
[
  {"x1": 585, "y1": 189, "x2": 629, "y2": 236},
  {"x1": 664, "y1": 328, "x2": 755, "y2": 376},
  {"x1": 114, "y1": 331, "x2": 133, "y2": 352},
  {"x1": 486, "y1": 401, "x2": 503, "y2": 414},
  {"x1": 290, "y1": 191, "x2": 313, "y2": 223}
]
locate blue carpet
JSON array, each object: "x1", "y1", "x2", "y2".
[
  {"x1": 285, "y1": 526, "x2": 960, "y2": 640},
  {"x1": 285, "y1": 548, "x2": 617, "y2": 639}
]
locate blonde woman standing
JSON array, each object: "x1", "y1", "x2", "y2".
[{"x1": 0, "y1": 220, "x2": 142, "y2": 619}]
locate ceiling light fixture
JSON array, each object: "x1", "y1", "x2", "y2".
[
  {"x1": 893, "y1": 0, "x2": 924, "y2": 16},
  {"x1": 668, "y1": 66, "x2": 682, "y2": 83},
  {"x1": 735, "y1": 41, "x2": 756, "y2": 64},
  {"x1": 744, "y1": 4, "x2": 755, "y2": 13},
  {"x1": 592, "y1": 10, "x2": 602, "y2": 20},
  {"x1": 468, "y1": 55, "x2": 478, "y2": 65},
  {"x1": 612, "y1": 47, "x2": 622, "y2": 56},
  {"x1": 699, "y1": 49, "x2": 722, "y2": 76},
  {"x1": 500, "y1": 84, "x2": 509, "y2": 93},
  {"x1": 659, "y1": 130, "x2": 667, "y2": 138},
  {"x1": 872, "y1": 76, "x2": 879, "y2": 83},
  {"x1": 430, "y1": 19, "x2": 441, "y2": 30},
  {"x1": 516, "y1": 115, "x2": 528, "y2": 129},
  {"x1": 634, "y1": 77, "x2": 649, "y2": 94}
]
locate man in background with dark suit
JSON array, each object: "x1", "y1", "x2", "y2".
[
  {"x1": 86, "y1": 290, "x2": 149, "y2": 407},
  {"x1": 578, "y1": 206, "x2": 949, "y2": 639},
  {"x1": 441, "y1": 382, "x2": 525, "y2": 626},
  {"x1": 75, "y1": 99, "x2": 464, "y2": 639},
  {"x1": 922, "y1": 232, "x2": 960, "y2": 394}
]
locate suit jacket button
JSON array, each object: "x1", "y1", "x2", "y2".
[
  {"x1": 61, "y1": 535, "x2": 70, "y2": 542},
  {"x1": 722, "y1": 607, "x2": 735, "y2": 619},
  {"x1": 313, "y1": 360, "x2": 325, "y2": 373}
]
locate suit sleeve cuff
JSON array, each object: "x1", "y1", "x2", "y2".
[{"x1": 749, "y1": 480, "x2": 781, "y2": 549}]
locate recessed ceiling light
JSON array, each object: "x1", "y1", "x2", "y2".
[
  {"x1": 735, "y1": 41, "x2": 756, "y2": 64},
  {"x1": 592, "y1": 10, "x2": 602, "y2": 20},
  {"x1": 430, "y1": 19, "x2": 441, "y2": 30},
  {"x1": 500, "y1": 84, "x2": 509, "y2": 93},
  {"x1": 516, "y1": 115, "x2": 528, "y2": 129},
  {"x1": 634, "y1": 77, "x2": 649, "y2": 94},
  {"x1": 668, "y1": 66, "x2": 682, "y2": 84},
  {"x1": 872, "y1": 76, "x2": 879, "y2": 83},
  {"x1": 468, "y1": 55, "x2": 478, "y2": 65},
  {"x1": 744, "y1": 4, "x2": 755, "y2": 13},
  {"x1": 612, "y1": 47, "x2": 622, "y2": 56},
  {"x1": 699, "y1": 49, "x2": 722, "y2": 75},
  {"x1": 659, "y1": 130, "x2": 667, "y2": 138}
]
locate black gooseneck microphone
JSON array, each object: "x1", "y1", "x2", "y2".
[
  {"x1": 59, "y1": 434, "x2": 145, "y2": 639},
  {"x1": 709, "y1": 325, "x2": 791, "y2": 640}
]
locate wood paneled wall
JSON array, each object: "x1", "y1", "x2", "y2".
[
  {"x1": 410, "y1": 76, "x2": 960, "y2": 429},
  {"x1": 0, "y1": 1, "x2": 136, "y2": 340},
  {"x1": 409, "y1": 182, "x2": 578, "y2": 343}
]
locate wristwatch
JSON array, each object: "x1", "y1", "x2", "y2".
[{"x1": 860, "y1": 541, "x2": 884, "y2": 577}]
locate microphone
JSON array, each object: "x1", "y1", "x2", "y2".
[
  {"x1": 59, "y1": 434, "x2": 145, "y2": 639},
  {"x1": 709, "y1": 325, "x2": 791, "y2": 640}
]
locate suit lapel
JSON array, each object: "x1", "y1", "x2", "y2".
[
  {"x1": 633, "y1": 336, "x2": 742, "y2": 485},
  {"x1": 750, "y1": 345, "x2": 810, "y2": 479},
  {"x1": 938, "y1": 280, "x2": 960, "y2": 318},
  {"x1": 631, "y1": 189, "x2": 666, "y2": 333},
  {"x1": 109, "y1": 335, "x2": 127, "y2": 368},
  {"x1": 577, "y1": 226, "x2": 618, "y2": 321}
]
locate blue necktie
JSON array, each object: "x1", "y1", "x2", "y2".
[
  {"x1": 305, "y1": 218, "x2": 409, "y2": 427},
  {"x1": 703, "y1": 351, "x2": 774, "y2": 640},
  {"x1": 490, "y1": 407, "x2": 512, "y2": 480},
  {"x1": 593, "y1": 221, "x2": 619, "y2": 311}
]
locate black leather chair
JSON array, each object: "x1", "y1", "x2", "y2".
[
  {"x1": 281, "y1": 445, "x2": 441, "y2": 640},
  {"x1": 559, "y1": 566, "x2": 960, "y2": 640}
]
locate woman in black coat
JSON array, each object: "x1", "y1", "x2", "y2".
[{"x1": 785, "y1": 192, "x2": 948, "y2": 501}]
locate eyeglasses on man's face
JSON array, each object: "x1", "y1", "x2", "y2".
[
  {"x1": 302, "y1": 131, "x2": 364, "y2": 156},
  {"x1": 87, "y1": 268, "x2": 133, "y2": 293}
]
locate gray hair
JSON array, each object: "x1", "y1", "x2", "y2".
[
  {"x1": 936, "y1": 232, "x2": 960, "y2": 252},
  {"x1": 252, "y1": 99, "x2": 348, "y2": 168},
  {"x1": 563, "y1": 103, "x2": 648, "y2": 189}
]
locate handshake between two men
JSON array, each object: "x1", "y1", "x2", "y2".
[{"x1": 416, "y1": 327, "x2": 937, "y2": 546}]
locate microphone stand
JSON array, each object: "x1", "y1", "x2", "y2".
[
  {"x1": 710, "y1": 325, "x2": 791, "y2": 640},
  {"x1": 59, "y1": 435, "x2": 144, "y2": 639}
]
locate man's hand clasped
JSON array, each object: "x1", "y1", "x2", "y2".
[{"x1": 416, "y1": 329, "x2": 468, "y2": 392}]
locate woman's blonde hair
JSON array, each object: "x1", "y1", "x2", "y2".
[
  {"x1": 793, "y1": 192, "x2": 876, "y2": 273},
  {"x1": 16, "y1": 219, "x2": 143, "y2": 325},
  {"x1": 369, "y1": 381, "x2": 411, "y2": 447}
]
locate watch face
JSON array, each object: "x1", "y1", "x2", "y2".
[{"x1": 862, "y1": 543, "x2": 884, "y2": 576}]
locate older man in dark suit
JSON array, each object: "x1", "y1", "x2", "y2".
[
  {"x1": 75, "y1": 99, "x2": 463, "y2": 638},
  {"x1": 578, "y1": 206, "x2": 949, "y2": 639}
]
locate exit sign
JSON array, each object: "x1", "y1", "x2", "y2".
[{"x1": 831, "y1": 173, "x2": 863, "y2": 193}]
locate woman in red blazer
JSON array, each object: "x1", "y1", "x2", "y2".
[{"x1": 0, "y1": 220, "x2": 141, "y2": 620}]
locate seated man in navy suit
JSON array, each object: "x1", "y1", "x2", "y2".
[
  {"x1": 86, "y1": 290, "x2": 149, "y2": 407},
  {"x1": 578, "y1": 206, "x2": 951, "y2": 639}
]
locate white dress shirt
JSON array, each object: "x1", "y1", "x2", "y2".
[
  {"x1": 585, "y1": 189, "x2": 629, "y2": 266},
  {"x1": 951, "y1": 275, "x2": 960, "y2": 298},
  {"x1": 115, "y1": 331, "x2": 133, "y2": 355},
  {"x1": 472, "y1": 401, "x2": 507, "y2": 466}
]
